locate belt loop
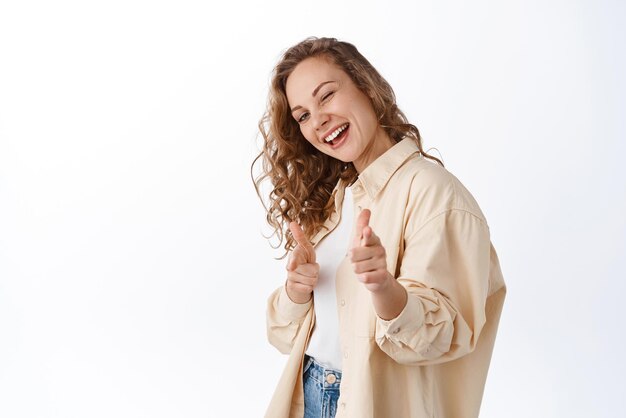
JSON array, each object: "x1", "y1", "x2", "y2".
[{"x1": 303, "y1": 354, "x2": 313, "y2": 375}]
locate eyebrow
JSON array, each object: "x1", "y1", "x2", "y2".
[{"x1": 290, "y1": 80, "x2": 335, "y2": 113}]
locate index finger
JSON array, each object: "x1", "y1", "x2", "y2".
[
  {"x1": 289, "y1": 221, "x2": 315, "y2": 262},
  {"x1": 355, "y1": 208, "x2": 371, "y2": 232},
  {"x1": 352, "y1": 208, "x2": 371, "y2": 247}
]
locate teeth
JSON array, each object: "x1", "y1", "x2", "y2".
[{"x1": 324, "y1": 124, "x2": 349, "y2": 143}]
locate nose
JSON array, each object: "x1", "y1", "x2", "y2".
[{"x1": 312, "y1": 110, "x2": 330, "y2": 133}]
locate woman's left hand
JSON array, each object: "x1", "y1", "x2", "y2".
[{"x1": 349, "y1": 209, "x2": 394, "y2": 293}]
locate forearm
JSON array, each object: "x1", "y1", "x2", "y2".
[{"x1": 370, "y1": 273, "x2": 408, "y2": 320}]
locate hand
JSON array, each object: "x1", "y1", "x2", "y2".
[
  {"x1": 349, "y1": 209, "x2": 393, "y2": 293},
  {"x1": 284, "y1": 222, "x2": 319, "y2": 304}
]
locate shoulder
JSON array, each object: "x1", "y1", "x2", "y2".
[{"x1": 394, "y1": 154, "x2": 487, "y2": 225}]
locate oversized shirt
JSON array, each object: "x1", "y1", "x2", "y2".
[{"x1": 265, "y1": 138, "x2": 507, "y2": 418}]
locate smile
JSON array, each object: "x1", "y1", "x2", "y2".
[{"x1": 324, "y1": 123, "x2": 349, "y2": 145}]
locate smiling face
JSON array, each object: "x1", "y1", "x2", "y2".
[{"x1": 285, "y1": 56, "x2": 395, "y2": 173}]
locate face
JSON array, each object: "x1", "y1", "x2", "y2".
[{"x1": 285, "y1": 56, "x2": 394, "y2": 173}]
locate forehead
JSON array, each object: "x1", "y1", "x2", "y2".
[{"x1": 285, "y1": 56, "x2": 348, "y2": 104}]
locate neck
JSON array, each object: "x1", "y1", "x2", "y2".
[{"x1": 354, "y1": 128, "x2": 395, "y2": 173}]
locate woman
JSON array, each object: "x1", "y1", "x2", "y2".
[{"x1": 252, "y1": 37, "x2": 506, "y2": 418}]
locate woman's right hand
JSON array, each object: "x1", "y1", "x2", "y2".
[{"x1": 285, "y1": 222, "x2": 319, "y2": 304}]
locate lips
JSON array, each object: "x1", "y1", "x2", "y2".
[
  {"x1": 323, "y1": 123, "x2": 349, "y2": 143},
  {"x1": 327, "y1": 125, "x2": 350, "y2": 149}
]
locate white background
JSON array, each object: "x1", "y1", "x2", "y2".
[{"x1": 1, "y1": 0, "x2": 624, "y2": 417}]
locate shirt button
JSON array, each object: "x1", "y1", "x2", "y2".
[
  {"x1": 341, "y1": 299, "x2": 345, "y2": 306},
  {"x1": 344, "y1": 352, "x2": 348, "y2": 359},
  {"x1": 326, "y1": 373, "x2": 337, "y2": 384},
  {"x1": 357, "y1": 205, "x2": 362, "y2": 211},
  {"x1": 341, "y1": 402, "x2": 346, "y2": 409},
  {"x1": 392, "y1": 327, "x2": 400, "y2": 334}
]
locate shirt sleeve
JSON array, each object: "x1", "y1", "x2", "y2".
[
  {"x1": 375, "y1": 208, "x2": 491, "y2": 366},
  {"x1": 266, "y1": 283, "x2": 313, "y2": 355}
]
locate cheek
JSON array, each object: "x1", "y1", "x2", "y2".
[
  {"x1": 347, "y1": 96, "x2": 377, "y2": 129},
  {"x1": 358, "y1": 103, "x2": 379, "y2": 132},
  {"x1": 300, "y1": 125, "x2": 316, "y2": 144}
]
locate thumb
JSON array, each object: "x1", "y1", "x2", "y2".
[
  {"x1": 289, "y1": 221, "x2": 316, "y2": 263},
  {"x1": 361, "y1": 225, "x2": 380, "y2": 247}
]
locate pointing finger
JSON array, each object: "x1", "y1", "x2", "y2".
[
  {"x1": 353, "y1": 208, "x2": 371, "y2": 248},
  {"x1": 355, "y1": 208, "x2": 371, "y2": 232},
  {"x1": 289, "y1": 221, "x2": 316, "y2": 263}
]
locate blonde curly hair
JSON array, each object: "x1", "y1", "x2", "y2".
[{"x1": 252, "y1": 37, "x2": 443, "y2": 258}]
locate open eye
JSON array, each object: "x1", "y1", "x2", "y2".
[{"x1": 297, "y1": 112, "x2": 310, "y2": 123}]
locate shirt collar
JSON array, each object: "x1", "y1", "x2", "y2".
[{"x1": 352, "y1": 137, "x2": 422, "y2": 200}]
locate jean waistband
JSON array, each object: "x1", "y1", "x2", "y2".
[{"x1": 303, "y1": 355, "x2": 342, "y2": 389}]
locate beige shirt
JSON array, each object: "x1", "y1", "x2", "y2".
[{"x1": 265, "y1": 138, "x2": 506, "y2": 418}]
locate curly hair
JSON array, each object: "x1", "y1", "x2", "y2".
[{"x1": 252, "y1": 37, "x2": 444, "y2": 258}]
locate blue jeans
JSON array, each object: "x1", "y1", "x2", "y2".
[{"x1": 303, "y1": 355, "x2": 342, "y2": 418}]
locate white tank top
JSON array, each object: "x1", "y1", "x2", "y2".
[{"x1": 305, "y1": 185, "x2": 353, "y2": 371}]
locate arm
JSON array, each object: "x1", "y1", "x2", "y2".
[
  {"x1": 374, "y1": 209, "x2": 492, "y2": 365},
  {"x1": 349, "y1": 208, "x2": 409, "y2": 320},
  {"x1": 266, "y1": 222, "x2": 318, "y2": 354},
  {"x1": 266, "y1": 283, "x2": 313, "y2": 354}
]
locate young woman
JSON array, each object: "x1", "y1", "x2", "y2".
[{"x1": 252, "y1": 37, "x2": 506, "y2": 418}]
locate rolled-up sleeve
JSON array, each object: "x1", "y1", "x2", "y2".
[
  {"x1": 266, "y1": 284, "x2": 313, "y2": 355},
  {"x1": 375, "y1": 208, "x2": 491, "y2": 365}
]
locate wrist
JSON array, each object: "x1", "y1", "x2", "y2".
[
  {"x1": 370, "y1": 274, "x2": 407, "y2": 321},
  {"x1": 277, "y1": 284, "x2": 313, "y2": 321},
  {"x1": 285, "y1": 282, "x2": 312, "y2": 304},
  {"x1": 368, "y1": 271, "x2": 395, "y2": 295}
]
